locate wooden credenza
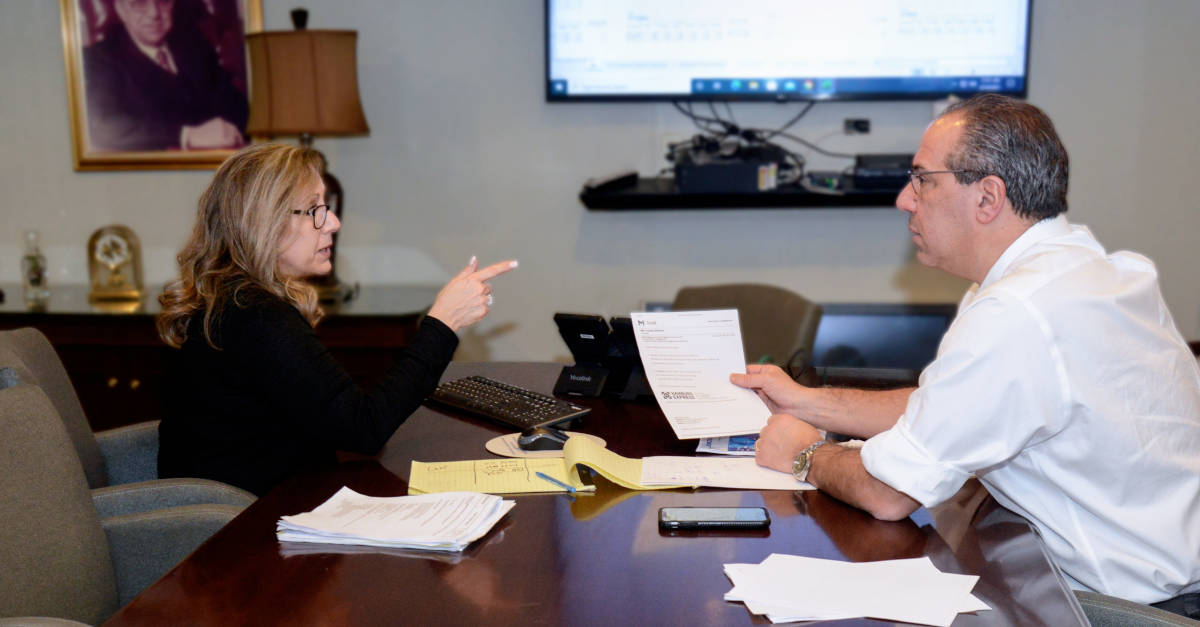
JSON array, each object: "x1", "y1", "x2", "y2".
[{"x1": 0, "y1": 284, "x2": 440, "y2": 431}]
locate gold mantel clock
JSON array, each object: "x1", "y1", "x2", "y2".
[{"x1": 88, "y1": 225, "x2": 144, "y2": 303}]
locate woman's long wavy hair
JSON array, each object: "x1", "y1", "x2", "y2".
[{"x1": 158, "y1": 143, "x2": 325, "y2": 349}]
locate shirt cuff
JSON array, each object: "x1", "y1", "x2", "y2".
[{"x1": 861, "y1": 421, "x2": 972, "y2": 508}]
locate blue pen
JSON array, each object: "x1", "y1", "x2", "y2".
[{"x1": 535, "y1": 471, "x2": 576, "y2": 493}]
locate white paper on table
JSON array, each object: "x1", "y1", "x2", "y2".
[
  {"x1": 769, "y1": 554, "x2": 983, "y2": 614},
  {"x1": 725, "y1": 563, "x2": 857, "y2": 621},
  {"x1": 277, "y1": 487, "x2": 514, "y2": 552},
  {"x1": 641, "y1": 456, "x2": 812, "y2": 490},
  {"x1": 724, "y1": 554, "x2": 989, "y2": 626},
  {"x1": 760, "y1": 554, "x2": 982, "y2": 625},
  {"x1": 630, "y1": 310, "x2": 771, "y2": 439}
]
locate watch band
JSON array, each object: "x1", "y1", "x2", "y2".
[{"x1": 791, "y1": 440, "x2": 827, "y2": 483}]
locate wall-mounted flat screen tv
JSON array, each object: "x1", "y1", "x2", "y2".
[{"x1": 547, "y1": 0, "x2": 1032, "y2": 102}]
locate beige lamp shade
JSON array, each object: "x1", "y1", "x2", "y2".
[{"x1": 245, "y1": 30, "x2": 369, "y2": 136}]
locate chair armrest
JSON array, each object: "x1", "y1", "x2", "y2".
[
  {"x1": 1075, "y1": 591, "x2": 1200, "y2": 626},
  {"x1": 92, "y1": 479, "x2": 256, "y2": 519},
  {"x1": 0, "y1": 612, "x2": 93, "y2": 619},
  {"x1": 0, "y1": 618, "x2": 93, "y2": 626},
  {"x1": 94, "y1": 420, "x2": 160, "y2": 486},
  {"x1": 100, "y1": 504, "x2": 244, "y2": 607}
]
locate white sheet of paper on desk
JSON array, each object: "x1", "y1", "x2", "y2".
[
  {"x1": 276, "y1": 487, "x2": 513, "y2": 552},
  {"x1": 630, "y1": 310, "x2": 771, "y2": 439},
  {"x1": 723, "y1": 554, "x2": 989, "y2": 626},
  {"x1": 640, "y1": 456, "x2": 811, "y2": 490}
]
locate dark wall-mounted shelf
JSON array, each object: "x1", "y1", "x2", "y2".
[{"x1": 580, "y1": 173, "x2": 903, "y2": 210}]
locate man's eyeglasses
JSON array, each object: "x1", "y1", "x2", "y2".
[
  {"x1": 291, "y1": 204, "x2": 330, "y2": 229},
  {"x1": 906, "y1": 169, "x2": 987, "y2": 196}
]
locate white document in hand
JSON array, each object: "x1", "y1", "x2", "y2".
[{"x1": 630, "y1": 310, "x2": 770, "y2": 439}]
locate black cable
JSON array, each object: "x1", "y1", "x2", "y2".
[
  {"x1": 773, "y1": 130, "x2": 857, "y2": 159},
  {"x1": 673, "y1": 99, "x2": 852, "y2": 159},
  {"x1": 669, "y1": 99, "x2": 855, "y2": 188},
  {"x1": 713, "y1": 101, "x2": 842, "y2": 162},
  {"x1": 760, "y1": 101, "x2": 815, "y2": 141},
  {"x1": 672, "y1": 100, "x2": 726, "y2": 135},
  {"x1": 777, "y1": 148, "x2": 807, "y2": 184},
  {"x1": 704, "y1": 100, "x2": 739, "y2": 135}
]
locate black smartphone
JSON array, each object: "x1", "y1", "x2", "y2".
[{"x1": 658, "y1": 507, "x2": 770, "y2": 530}]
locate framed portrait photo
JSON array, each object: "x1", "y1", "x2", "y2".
[{"x1": 60, "y1": 0, "x2": 263, "y2": 170}]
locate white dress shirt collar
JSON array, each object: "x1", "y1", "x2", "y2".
[{"x1": 979, "y1": 214, "x2": 1072, "y2": 290}]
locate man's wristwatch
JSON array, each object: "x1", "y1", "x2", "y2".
[{"x1": 791, "y1": 440, "x2": 827, "y2": 483}]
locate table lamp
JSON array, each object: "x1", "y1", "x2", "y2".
[{"x1": 245, "y1": 9, "x2": 369, "y2": 302}]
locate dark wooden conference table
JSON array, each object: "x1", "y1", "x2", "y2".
[{"x1": 103, "y1": 362, "x2": 1089, "y2": 626}]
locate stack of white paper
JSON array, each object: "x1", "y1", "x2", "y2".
[
  {"x1": 277, "y1": 487, "x2": 514, "y2": 552},
  {"x1": 724, "y1": 554, "x2": 990, "y2": 626}
]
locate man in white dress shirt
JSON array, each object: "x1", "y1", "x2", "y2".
[{"x1": 734, "y1": 94, "x2": 1200, "y2": 617}]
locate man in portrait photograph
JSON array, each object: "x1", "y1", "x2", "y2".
[{"x1": 81, "y1": 0, "x2": 249, "y2": 152}]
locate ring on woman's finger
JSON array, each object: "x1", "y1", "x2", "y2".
[{"x1": 487, "y1": 295, "x2": 494, "y2": 306}]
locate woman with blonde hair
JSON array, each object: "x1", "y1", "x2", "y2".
[{"x1": 156, "y1": 143, "x2": 516, "y2": 495}]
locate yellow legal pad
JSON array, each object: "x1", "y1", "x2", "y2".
[
  {"x1": 408, "y1": 458, "x2": 594, "y2": 495},
  {"x1": 408, "y1": 436, "x2": 686, "y2": 495}
]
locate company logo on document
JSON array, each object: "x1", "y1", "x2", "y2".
[{"x1": 662, "y1": 391, "x2": 697, "y2": 400}]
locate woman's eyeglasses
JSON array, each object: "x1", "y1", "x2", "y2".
[{"x1": 290, "y1": 204, "x2": 330, "y2": 229}]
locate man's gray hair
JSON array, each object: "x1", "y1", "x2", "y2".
[{"x1": 941, "y1": 94, "x2": 1069, "y2": 220}]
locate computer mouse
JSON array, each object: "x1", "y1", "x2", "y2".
[{"x1": 517, "y1": 426, "x2": 570, "y2": 451}]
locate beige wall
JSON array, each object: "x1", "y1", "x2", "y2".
[{"x1": 1, "y1": 1, "x2": 1197, "y2": 361}]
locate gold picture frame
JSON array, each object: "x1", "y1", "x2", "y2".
[{"x1": 59, "y1": 0, "x2": 263, "y2": 170}]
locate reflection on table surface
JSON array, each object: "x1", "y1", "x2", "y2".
[{"x1": 103, "y1": 362, "x2": 1087, "y2": 626}]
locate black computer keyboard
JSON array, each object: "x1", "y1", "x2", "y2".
[{"x1": 427, "y1": 375, "x2": 590, "y2": 430}]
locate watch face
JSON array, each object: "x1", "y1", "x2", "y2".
[
  {"x1": 95, "y1": 232, "x2": 130, "y2": 267},
  {"x1": 793, "y1": 440, "x2": 826, "y2": 482}
]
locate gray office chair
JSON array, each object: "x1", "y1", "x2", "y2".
[
  {"x1": 0, "y1": 382, "x2": 243, "y2": 625},
  {"x1": 0, "y1": 328, "x2": 253, "y2": 513},
  {"x1": 1076, "y1": 591, "x2": 1200, "y2": 626},
  {"x1": 671, "y1": 283, "x2": 823, "y2": 374},
  {"x1": 0, "y1": 327, "x2": 153, "y2": 487}
]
